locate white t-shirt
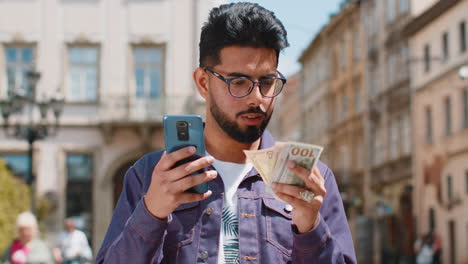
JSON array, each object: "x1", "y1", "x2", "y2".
[
  {"x1": 57, "y1": 229, "x2": 92, "y2": 261},
  {"x1": 210, "y1": 156, "x2": 252, "y2": 264}
]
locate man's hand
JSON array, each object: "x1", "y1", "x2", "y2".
[
  {"x1": 144, "y1": 146, "x2": 217, "y2": 219},
  {"x1": 271, "y1": 161, "x2": 326, "y2": 233}
]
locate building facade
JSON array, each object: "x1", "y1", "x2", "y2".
[
  {"x1": 270, "y1": 73, "x2": 302, "y2": 142},
  {"x1": 292, "y1": 0, "x2": 368, "y2": 261},
  {"x1": 406, "y1": 0, "x2": 468, "y2": 263},
  {"x1": 360, "y1": 0, "x2": 416, "y2": 262},
  {"x1": 0, "y1": 0, "x2": 222, "y2": 251}
]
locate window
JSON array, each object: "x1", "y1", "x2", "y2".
[
  {"x1": 399, "y1": 0, "x2": 409, "y2": 14},
  {"x1": 463, "y1": 89, "x2": 468, "y2": 129},
  {"x1": 429, "y1": 208, "x2": 436, "y2": 231},
  {"x1": 374, "y1": 125, "x2": 384, "y2": 165},
  {"x1": 466, "y1": 224, "x2": 468, "y2": 253},
  {"x1": 0, "y1": 154, "x2": 30, "y2": 183},
  {"x1": 402, "y1": 114, "x2": 411, "y2": 154},
  {"x1": 387, "y1": 0, "x2": 395, "y2": 22},
  {"x1": 465, "y1": 170, "x2": 468, "y2": 195},
  {"x1": 342, "y1": 93, "x2": 348, "y2": 120},
  {"x1": 369, "y1": 65, "x2": 379, "y2": 96},
  {"x1": 460, "y1": 21, "x2": 467, "y2": 53},
  {"x1": 66, "y1": 154, "x2": 93, "y2": 243},
  {"x1": 5, "y1": 46, "x2": 35, "y2": 95},
  {"x1": 355, "y1": 87, "x2": 361, "y2": 114},
  {"x1": 133, "y1": 47, "x2": 164, "y2": 98},
  {"x1": 445, "y1": 97, "x2": 452, "y2": 136},
  {"x1": 390, "y1": 118, "x2": 399, "y2": 159},
  {"x1": 354, "y1": 30, "x2": 361, "y2": 61},
  {"x1": 424, "y1": 44, "x2": 431, "y2": 73},
  {"x1": 334, "y1": 95, "x2": 340, "y2": 124},
  {"x1": 387, "y1": 54, "x2": 396, "y2": 85},
  {"x1": 425, "y1": 106, "x2": 432, "y2": 143},
  {"x1": 442, "y1": 32, "x2": 449, "y2": 60},
  {"x1": 371, "y1": 127, "x2": 378, "y2": 166},
  {"x1": 341, "y1": 40, "x2": 347, "y2": 70},
  {"x1": 322, "y1": 56, "x2": 329, "y2": 81},
  {"x1": 325, "y1": 101, "x2": 330, "y2": 130},
  {"x1": 400, "y1": 44, "x2": 409, "y2": 80},
  {"x1": 447, "y1": 175, "x2": 453, "y2": 201},
  {"x1": 67, "y1": 47, "x2": 99, "y2": 102}
]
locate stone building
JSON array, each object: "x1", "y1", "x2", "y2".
[
  {"x1": 405, "y1": 0, "x2": 468, "y2": 263},
  {"x1": 360, "y1": 0, "x2": 415, "y2": 261},
  {"x1": 0, "y1": 0, "x2": 223, "y2": 251}
]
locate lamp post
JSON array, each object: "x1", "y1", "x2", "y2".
[
  {"x1": 459, "y1": 65, "x2": 468, "y2": 80},
  {"x1": 0, "y1": 70, "x2": 64, "y2": 212}
]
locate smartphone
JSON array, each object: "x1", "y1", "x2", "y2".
[{"x1": 163, "y1": 115, "x2": 208, "y2": 193}]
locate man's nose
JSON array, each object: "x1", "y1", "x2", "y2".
[{"x1": 246, "y1": 83, "x2": 264, "y2": 106}]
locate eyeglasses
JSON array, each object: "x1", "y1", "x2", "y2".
[{"x1": 202, "y1": 66, "x2": 287, "y2": 98}]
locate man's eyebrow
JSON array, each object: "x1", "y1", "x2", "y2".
[{"x1": 226, "y1": 72, "x2": 277, "y2": 78}]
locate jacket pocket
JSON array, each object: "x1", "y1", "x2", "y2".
[
  {"x1": 170, "y1": 201, "x2": 200, "y2": 247},
  {"x1": 262, "y1": 198, "x2": 293, "y2": 256}
]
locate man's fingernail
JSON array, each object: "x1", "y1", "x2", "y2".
[
  {"x1": 206, "y1": 156, "x2": 214, "y2": 163},
  {"x1": 188, "y1": 146, "x2": 196, "y2": 153},
  {"x1": 209, "y1": 170, "x2": 218, "y2": 178},
  {"x1": 287, "y1": 161, "x2": 296, "y2": 169}
]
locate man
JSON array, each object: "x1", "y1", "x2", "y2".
[
  {"x1": 54, "y1": 218, "x2": 92, "y2": 264},
  {"x1": 96, "y1": 3, "x2": 356, "y2": 263}
]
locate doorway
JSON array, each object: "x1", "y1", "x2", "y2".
[{"x1": 112, "y1": 160, "x2": 137, "y2": 208}]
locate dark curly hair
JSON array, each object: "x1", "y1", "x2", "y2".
[{"x1": 199, "y1": 2, "x2": 289, "y2": 67}]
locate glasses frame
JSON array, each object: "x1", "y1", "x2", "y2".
[{"x1": 202, "y1": 66, "x2": 287, "y2": 98}]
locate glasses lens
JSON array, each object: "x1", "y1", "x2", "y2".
[
  {"x1": 229, "y1": 78, "x2": 252, "y2": 97},
  {"x1": 260, "y1": 79, "x2": 283, "y2": 97}
]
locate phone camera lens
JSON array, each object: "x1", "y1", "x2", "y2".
[
  {"x1": 177, "y1": 121, "x2": 189, "y2": 141},
  {"x1": 177, "y1": 121, "x2": 188, "y2": 128}
]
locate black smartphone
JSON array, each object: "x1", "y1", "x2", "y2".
[{"x1": 163, "y1": 115, "x2": 208, "y2": 193}]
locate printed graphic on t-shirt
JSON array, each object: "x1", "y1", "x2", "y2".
[{"x1": 222, "y1": 206, "x2": 239, "y2": 264}]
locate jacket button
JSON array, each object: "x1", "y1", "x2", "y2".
[
  {"x1": 200, "y1": 251, "x2": 209, "y2": 260},
  {"x1": 205, "y1": 207, "x2": 213, "y2": 215},
  {"x1": 284, "y1": 204, "x2": 293, "y2": 212}
]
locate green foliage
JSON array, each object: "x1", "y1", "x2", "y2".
[
  {"x1": 221, "y1": 207, "x2": 238, "y2": 237},
  {"x1": 0, "y1": 159, "x2": 31, "y2": 254}
]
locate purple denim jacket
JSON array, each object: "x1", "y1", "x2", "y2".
[{"x1": 96, "y1": 131, "x2": 357, "y2": 263}]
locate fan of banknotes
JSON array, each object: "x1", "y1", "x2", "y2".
[{"x1": 244, "y1": 142, "x2": 323, "y2": 189}]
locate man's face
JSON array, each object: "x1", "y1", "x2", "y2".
[{"x1": 205, "y1": 46, "x2": 278, "y2": 143}]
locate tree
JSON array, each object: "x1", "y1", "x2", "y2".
[{"x1": 0, "y1": 159, "x2": 31, "y2": 254}]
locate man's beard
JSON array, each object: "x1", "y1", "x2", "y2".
[{"x1": 210, "y1": 97, "x2": 272, "y2": 144}]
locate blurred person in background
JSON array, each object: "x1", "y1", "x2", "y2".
[
  {"x1": 431, "y1": 230, "x2": 442, "y2": 264},
  {"x1": 0, "y1": 211, "x2": 53, "y2": 264},
  {"x1": 414, "y1": 232, "x2": 434, "y2": 264},
  {"x1": 53, "y1": 218, "x2": 92, "y2": 264}
]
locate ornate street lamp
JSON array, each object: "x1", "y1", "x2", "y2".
[
  {"x1": 459, "y1": 65, "x2": 468, "y2": 80},
  {"x1": 0, "y1": 70, "x2": 64, "y2": 210}
]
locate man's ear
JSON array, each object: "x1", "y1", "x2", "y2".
[{"x1": 193, "y1": 67, "x2": 209, "y2": 99}]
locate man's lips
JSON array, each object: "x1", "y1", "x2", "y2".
[{"x1": 240, "y1": 113, "x2": 265, "y2": 125}]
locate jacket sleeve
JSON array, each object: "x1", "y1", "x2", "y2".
[
  {"x1": 291, "y1": 166, "x2": 357, "y2": 263},
  {"x1": 95, "y1": 164, "x2": 169, "y2": 264}
]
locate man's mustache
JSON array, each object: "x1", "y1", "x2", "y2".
[{"x1": 236, "y1": 107, "x2": 267, "y2": 118}]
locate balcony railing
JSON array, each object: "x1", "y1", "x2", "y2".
[{"x1": 98, "y1": 94, "x2": 200, "y2": 124}]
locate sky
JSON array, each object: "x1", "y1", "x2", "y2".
[{"x1": 228, "y1": 0, "x2": 343, "y2": 77}]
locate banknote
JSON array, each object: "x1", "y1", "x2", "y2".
[
  {"x1": 244, "y1": 142, "x2": 284, "y2": 183},
  {"x1": 271, "y1": 142, "x2": 323, "y2": 188},
  {"x1": 244, "y1": 142, "x2": 323, "y2": 190}
]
